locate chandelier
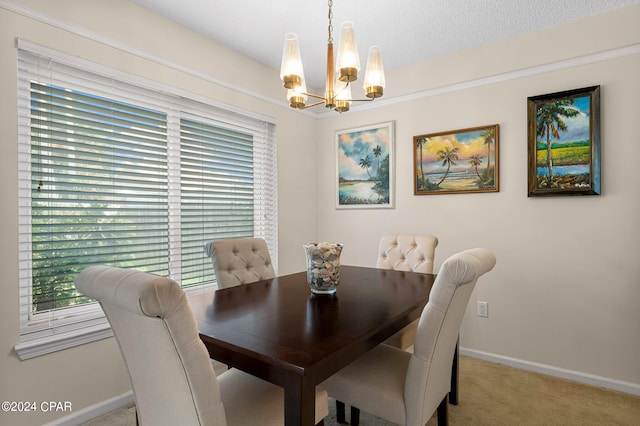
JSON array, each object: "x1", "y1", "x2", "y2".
[{"x1": 279, "y1": 0, "x2": 385, "y2": 113}]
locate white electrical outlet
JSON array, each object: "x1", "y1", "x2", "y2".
[{"x1": 477, "y1": 301, "x2": 488, "y2": 318}]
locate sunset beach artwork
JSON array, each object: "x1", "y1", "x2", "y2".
[
  {"x1": 413, "y1": 124, "x2": 499, "y2": 195},
  {"x1": 336, "y1": 121, "x2": 394, "y2": 208}
]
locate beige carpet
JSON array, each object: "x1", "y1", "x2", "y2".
[{"x1": 83, "y1": 356, "x2": 640, "y2": 425}]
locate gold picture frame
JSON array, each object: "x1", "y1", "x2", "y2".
[{"x1": 413, "y1": 124, "x2": 499, "y2": 195}]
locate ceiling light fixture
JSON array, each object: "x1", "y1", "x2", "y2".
[{"x1": 279, "y1": 0, "x2": 385, "y2": 113}]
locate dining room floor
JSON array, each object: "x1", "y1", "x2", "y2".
[{"x1": 82, "y1": 355, "x2": 640, "y2": 425}]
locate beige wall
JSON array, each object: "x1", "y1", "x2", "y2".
[
  {"x1": 0, "y1": 1, "x2": 638, "y2": 424},
  {"x1": 316, "y1": 4, "x2": 640, "y2": 391}
]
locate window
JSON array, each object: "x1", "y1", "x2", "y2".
[{"x1": 15, "y1": 40, "x2": 277, "y2": 359}]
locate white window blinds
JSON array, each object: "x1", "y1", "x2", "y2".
[
  {"x1": 15, "y1": 40, "x2": 278, "y2": 359},
  {"x1": 29, "y1": 81, "x2": 170, "y2": 311}
]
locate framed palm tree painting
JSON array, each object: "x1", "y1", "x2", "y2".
[
  {"x1": 336, "y1": 121, "x2": 394, "y2": 208},
  {"x1": 527, "y1": 86, "x2": 601, "y2": 196},
  {"x1": 413, "y1": 124, "x2": 499, "y2": 195}
]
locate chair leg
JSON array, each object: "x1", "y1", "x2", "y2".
[
  {"x1": 335, "y1": 401, "x2": 360, "y2": 425},
  {"x1": 437, "y1": 395, "x2": 448, "y2": 426},
  {"x1": 336, "y1": 400, "x2": 346, "y2": 423},
  {"x1": 351, "y1": 406, "x2": 360, "y2": 426},
  {"x1": 450, "y1": 338, "x2": 459, "y2": 405}
]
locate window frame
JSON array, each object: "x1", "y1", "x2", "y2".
[{"x1": 15, "y1": 39, "x2": 278, "y2": 360}]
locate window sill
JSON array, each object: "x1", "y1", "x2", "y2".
[
  {"x1": 15, "y1": 284, "x2": 216, "y2": 360},
  {"x1": 15, "y1": 322, "x2": 113, "y2": 360}
]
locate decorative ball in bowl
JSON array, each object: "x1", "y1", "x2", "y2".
[{"x1": 303, "y1": 242, "x2": 343, "y2": 294}]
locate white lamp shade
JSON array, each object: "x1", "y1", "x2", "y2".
[
  {"x1": 280, "y1": 33, "x2": 305, "y2": 84},
  {"x1": 335, "y1": 80, "x2": 352, "y2": 102},
  {"x1": 334, "y1": 80, "x2": 351, "y2": 112},
  {"x1": 363, "y1": 45, "x2": 385, "y2": 89},
  {"x1": 336, "y1": 21, "x2": 360, "y2": 79}
]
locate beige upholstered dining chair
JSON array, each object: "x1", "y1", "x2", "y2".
[
  {"x1": 336, "y1": 234, "x2": 439, "y2": 424},
  {"x1": 321, "y1": 248, "x2": 496, "y2": 426},
  {"x1": 377, "y1": 234, "x2": 439, "y2": 349},
  {"x1": 204, "y1": 237, "x2": 275, "y2": 289},
  {"x1": 75, "y1": 266, "x2": 328, "y2": 426}
]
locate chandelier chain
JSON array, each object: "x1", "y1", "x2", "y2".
[{"x1": 327, "y1": 0, "x2": 333, "y2": 43}]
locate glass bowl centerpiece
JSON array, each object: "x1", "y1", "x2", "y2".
[{"x1": 302, "y1": 242, "x2": 343, "y2": 294}]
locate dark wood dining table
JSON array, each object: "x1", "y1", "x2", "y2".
[{"x1": 189, "y1": 265, "x2": 454, "y2": 426}]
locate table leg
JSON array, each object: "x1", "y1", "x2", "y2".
[
  {"x1": 449, "y1": 338, "x2": 459, "y2": 405},
  {"x1": 336, "y1": 401, "x2": 346, "y2": 423},
  {"x1": 284, "y1": 374, "x2": 317, "y2": 426}
]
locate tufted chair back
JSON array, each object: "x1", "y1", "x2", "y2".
[
  {"x1": 204, "y1": 238, "x2": 275, "y2": 289},
  {"x1": 376, "y1": 234, "x2": 438, "y2": 274},
  {"x1": 374, "y1": 234, "x2": 438, "y2": 350}
]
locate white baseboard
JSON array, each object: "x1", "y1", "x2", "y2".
[
  {"x1": 42, "y1": 348, "x2": 640, "y2": 425},
  {"x1": 460, "y1": 347, "x2": 640, "y2": 397},
  {"x1": 43, "y1": 391, "x2": 134, "y2": 426}
]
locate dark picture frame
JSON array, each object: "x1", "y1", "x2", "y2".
[
  {"x1": 527, "y1": 86, "x2": 601, "y2": 196},
  {"x1": 413, "y1": 124, "x2": 499, "y2": 195}
]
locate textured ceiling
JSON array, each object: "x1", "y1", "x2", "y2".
[{"x1": 132, "y1": 0, "x2": 639, "y2": 89}]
